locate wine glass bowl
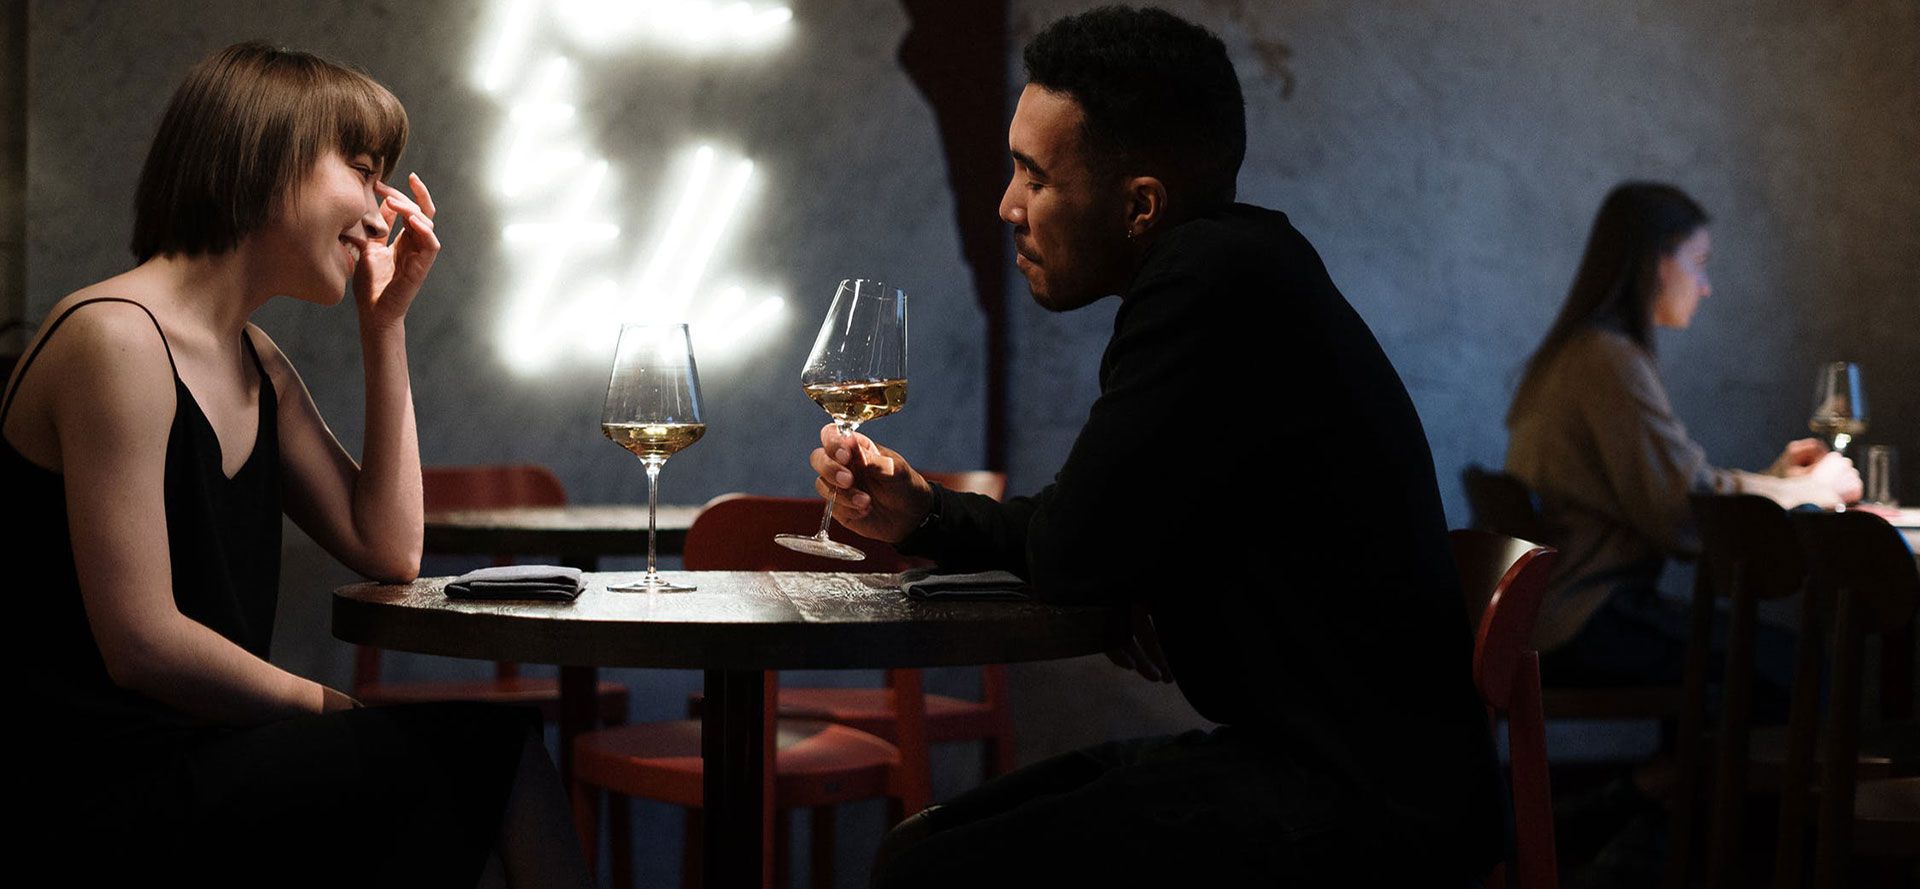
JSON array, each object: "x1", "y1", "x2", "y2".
[
  {"x1": 776, "y1": 279, "x2": 909, "y2": 561},
  {"x1": 602, "y1": 323, "x2": 705, "y2": 592},
  {"x1": 1809, "y1": 361, "x2": 1868, "y2": 455}
]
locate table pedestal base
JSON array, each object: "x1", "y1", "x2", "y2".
[{"x1": 704, "y1": 669, "x2": 773, "y2": 888}]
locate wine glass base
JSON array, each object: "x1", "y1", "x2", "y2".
[
  {"x1": 773, "y1": 533, "x2": 866, "y2": 561},
  {"x1": 608, "y1": 577, "x2": 697, "y2": 593}
]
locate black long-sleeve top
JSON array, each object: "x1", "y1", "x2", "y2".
[{"x1": 900, "y1": 203, "x2": 1504, "y2": 869}]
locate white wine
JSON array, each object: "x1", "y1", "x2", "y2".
[
  {"x1": 1809, "y1": 416, "x2": 1866, "y2": 439},
  {"x1": 805, "y1": 379, "x2": 907, "y2": 427},
  {"x1": 603, "y1": 422, "x2": 707, "y2": 461}
]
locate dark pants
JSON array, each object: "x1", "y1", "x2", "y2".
[
  {"x1": 1540, "y1": 584, "x2": 1795, "y2": 725},
  {"x1": 875, "y1": 727, "x2": 1480, "y2": 888}
]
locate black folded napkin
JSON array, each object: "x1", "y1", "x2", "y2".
[
  {"x1": 445, "y1": 565, "x2": 583, "y2": 602},
  {"x1": 900, "y1": 568, "x2": 1031, "y2": 601}
]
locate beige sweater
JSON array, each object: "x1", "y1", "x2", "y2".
[{"x1": 1505, "y1": 327, "x2": 1825, "y2": 650}]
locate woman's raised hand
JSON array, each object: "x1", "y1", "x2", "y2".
[{"x1": 354, "y1": 172, "x2": 440, "y2": 328}]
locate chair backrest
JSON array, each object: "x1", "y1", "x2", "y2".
[
  {"x1": 683, "y1": 494, "x2": 922, "y2": 572},
  {"x1": 355, "y1": 464, "x2": 570, "y2": 691},
  {"x1": 1450, "y1": 528, "x2": 1559, "y2": 889},
  {"x1": 922, "y1": 470, "x2": 1008, "y2": 502},
  {"x1": 422, "y1": 464, "x2": 568, "y2": 511},
  {"x1": 1690, "y1": 493, "x2": 1806, "y2": 604},
  {"x1": 1791, "y1": 509, "x2": 1920, "y2": 635},
  {"x1": 1462, "y1": 465, "x2": 1554, "y2": 544},
  {"x1": 1452, "y1": 529, "x2": 1557, "y2": 710}
]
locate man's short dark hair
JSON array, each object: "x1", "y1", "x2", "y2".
[
  {"x1": 131, "y1": 42, "x2": 409, "y2": 262},
  {"x1": 1023, "y1": 6, "x2": 1246, "y2": 210}
]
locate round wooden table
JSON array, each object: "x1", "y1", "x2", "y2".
[{"x1": 333, "y1": 570, "x2": 1124, "y2": 889}]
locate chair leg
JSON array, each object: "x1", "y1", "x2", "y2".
[
  {"x1": 572, "y1": 781, "x2": 600, "y2": 873},
  {"x1": 810, "y1": 806, "x2": 837, "y2": 889},
  {"x1": 1814, "y1": 591, "x2": 1865, "y2": 889},
  {"x1": 1510, "y1": 653, "x2": 1559, "y2": 889},
  {"x1": 610, "y1": 793, "x2": 633, "y2": 889},
  {"x1": 682, "y1": 809, "x2": 704, "y2": 889},
  {"x1": 774, "y1": 808, "x2": 793, "y2": 889},
  {"x1": 1773, "y1": 583, "x2": 1827, "y2": 889},
  {"x1": 983, "y1": 731, "x2": 1018, "y2": 779},
  {"x1": 1707, "y1": 581, "x2": 1759, "y2": 889},
  {"x1": 1666, "y1": 576, "x2": 1717, "y2": 889}
]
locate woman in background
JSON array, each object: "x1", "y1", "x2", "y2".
[
  {"x1": 1504, "y1": 181, "x2": 1859, "y2": 883},
  {"x1": 2, "y1": 43, "x2": 588, "y2": 886}
]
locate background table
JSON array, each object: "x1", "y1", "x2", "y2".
[
  {"x1": 333, "y1": 570, "x2": 1125, "y2": 889},
  {"x1": 425, "y1": 504, "x2": 704, "y2": 562}
]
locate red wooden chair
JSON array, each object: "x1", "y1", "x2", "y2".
[
  {"x1": 351, "y1": 464, "x2": 629, "y2": 725},
  {"x1": 571, "y1": 493, "x2": 936, "y2": 889},
  {"x1": 1453, "y1": 527, "x2": 1561, "y2": 889},
  {"x1": 771, "y1": 471, "x2": 1017, "y2": 779}
]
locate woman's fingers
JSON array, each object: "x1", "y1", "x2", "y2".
[{"x1": 407, "y1": 172, "x2": 437, "y2": 219}]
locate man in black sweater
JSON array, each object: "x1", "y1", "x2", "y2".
[{"x1": 814, "y1": 7, "x2": 1504, "y2": 885}]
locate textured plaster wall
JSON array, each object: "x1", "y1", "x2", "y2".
[
  {"x1": 1000, "y1": 0, "x2": 1920, "y2": 761},
  {"x1": 1, "y1": 0, "x2": 24, "y2": 352}
]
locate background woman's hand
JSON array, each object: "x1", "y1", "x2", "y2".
[
  {"x1": 809, "y1": 424, "x2": 935, "y2": 543},
  {"x1": 353, "y1": 173, "x2": 439, "y2": 328},
  {"x1": 1808, "y1": 451, "x2": 1864, "y2": 504},
  {"x1": 1769, "y1": 437, "x2": 1829, "y2": 477}
]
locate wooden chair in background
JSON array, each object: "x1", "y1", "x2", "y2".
[
  {"x1": 574, "y1": 484, "x2": 1010, "y2": 889},
  {"x1": 1462, "y1": 466, "x2": 1688, "y2": 724},
  {"x1": 774, "y1": 470, "x2": 1016, "y2": 780},
  {"x1": 1668, "y1": 494, "x2": 1810, "y2": 889},
  {"x1": 351, "y1": 464, "x2": 629, "y2": 725},
  {"x1": 1776, "y1": 510, "x2": 1919, "y2": 889},
  {"x1": 1453, "y1": 528, "x2": 1561, "y2": 889}
]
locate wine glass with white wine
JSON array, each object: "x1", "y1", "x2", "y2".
[
  {"x1": 602, "y1": 323, "x2": 706, "y2": 592},
  {"x1": 1809, "y1": 361, "x2": 1867, "y2": 456},
  {"x1": 775, "y1": 279, "x2": 908, "y2": 561}
]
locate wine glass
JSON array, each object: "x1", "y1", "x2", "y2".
[
  {"x1": 602, "y1": 323, "x2": 706, "y2": 592},
  {"x1": 775, "y1": 279, "x2": 908, "y2": 561},
  {"x1": 1808, "y1": 361, "x2": 1868, "y2": 455}
]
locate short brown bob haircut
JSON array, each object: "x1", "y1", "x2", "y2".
[{"x1": 131, "y1": 41, "x2": 409, "y2": 262}]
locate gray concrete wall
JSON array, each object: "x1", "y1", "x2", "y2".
[
  {"x1": 1, "y1": 0, "x2": 23, "y2": 354},
  {"x1": 1001, "y1": 0, "x2": 1920, "y2": 763}
]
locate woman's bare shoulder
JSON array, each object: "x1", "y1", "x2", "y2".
[
  {"x1": 27, "y1": 284, "x2": 174, "y2": 366},
  {"x1": 3, "y1": 284, "x2": 178, "y2": 472}
]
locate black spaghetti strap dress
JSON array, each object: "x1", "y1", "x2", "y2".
[{"x1": 5, "y1": 298, "x2": 538, "y2": 884}]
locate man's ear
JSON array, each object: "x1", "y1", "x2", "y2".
[{"x1": 1124, "y1": 175, "x2": 1168, "y2": 237}]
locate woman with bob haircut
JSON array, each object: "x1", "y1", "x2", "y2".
[
  {"x1": 4, "y1": 43, "x2": 589, "y2": 886},
  {"x1": 1503, "y1": 181, "x2": 1859, "y2": 876}
]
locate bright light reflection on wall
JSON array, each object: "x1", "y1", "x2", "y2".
[{"x1": 474, "y1": 0, "x2": 792, "y2": 373}]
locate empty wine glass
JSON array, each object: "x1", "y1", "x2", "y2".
[
  {"x1": 1808, "y1": 361, "x2": 1867, "y2": 455},
  {"x1": 775, "y1": 279, "x2": 908, "y2": 561},
  {"x1": 602, "y1": 323, "x2": 705, "y2": 592}
]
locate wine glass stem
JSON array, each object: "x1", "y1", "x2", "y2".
[
  {"x1": 646, "y1": 460, "x2": 663, "y2": 580},
  {"x1": 817, "y1": 420, "x2": 859, "y2": 539}
]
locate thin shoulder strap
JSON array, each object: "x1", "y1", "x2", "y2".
[
  {"x1": 238, "y1": 326, "x2": 275, "y2": 401},
  {"x1": 1, "y1": 297, "x2": 177, "y2": 426}
]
